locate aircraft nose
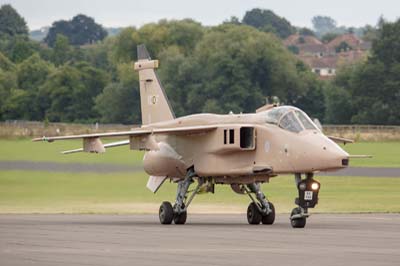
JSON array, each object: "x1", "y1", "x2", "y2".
[{"x1": 324, "y1": 138, "x2": 350, "y2": 169}]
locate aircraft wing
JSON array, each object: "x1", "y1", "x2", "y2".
[
  {"x1": 32, "y1": 125, "x2": 218, "y2": 142},
  {"x1": 33, "y1": 125, "x2": 218, "y2": 153}
]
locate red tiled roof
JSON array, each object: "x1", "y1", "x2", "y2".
[
  {"x1": 298, "y1": 50, "x2": 367, "y2": 69},
  {"x1": 327, "y1": 34, "x2": 362, "y2": 48},
  {"x1": 284, "y1": 34, "x2": 322, "y2": 46}
]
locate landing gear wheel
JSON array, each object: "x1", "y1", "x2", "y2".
[
  {"x1": 173, "y1": 203, "x2": 187, "y2": 224},
  {"x1": 290, "y1": 207, "x2": 306, "y2": 228},
  {"x1": 174, "y1": 211, "x2": 187, "y2": 224},
  {"x1": 261, "y1": 202, "x2": 275, "y2": 225},
  {"x1": 159, "y1": 201, "x2": 174, "y2": 224},
  {"x1": 247, "y1": 202, "x2": 262, "y2": 224}
]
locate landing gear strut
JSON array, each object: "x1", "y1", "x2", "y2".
[
  {"x1": 290, "y1": 173, "x2": 320, "y2": 228},
  {"x1": 158, "y1": 167, "x2": 202, "y2": 225},
  {"x1": 244, "y1": 182, "x2": 275, "y2": 225}
]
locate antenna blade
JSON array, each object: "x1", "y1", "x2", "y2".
[{"x1": 137, "y1": 44, "x2": 151, "y2": 60}]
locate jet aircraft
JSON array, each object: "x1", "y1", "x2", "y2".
[{"x1": 34, "y1": 44, "x2": 358, "y2": 228}]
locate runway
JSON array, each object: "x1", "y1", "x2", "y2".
[
  {"x1": 1, "y1": 160, "x2": 400, "y2": 177},
  {"x1": 1, "y1": 214, "x2": 399, "y2": 266}
]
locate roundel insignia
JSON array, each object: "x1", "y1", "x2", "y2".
[
  {"x1": 264, "y1": 141, "x2": 270, "y2": 153},
  {"x1": 149, "y1": 95, "x2": 158, "y2": 105}
]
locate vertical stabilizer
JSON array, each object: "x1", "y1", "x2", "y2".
[{"x1": 134, "y1": 44, "x2": 175, "y2": 125}]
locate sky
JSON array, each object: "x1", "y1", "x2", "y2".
[{"x1": 1, "y1": 0, "x2": 399, "y2": 30}]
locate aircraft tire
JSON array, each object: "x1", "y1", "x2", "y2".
[
  {"x1": 247, "y1": 202, "x2": 262, "y2": 224},
  {"x1": 159, "y1": 201, "x2": 174, "y2": 224},
  {"x1": 290, "y1": 207, "x2": 306, "y2": 228},
  {"x1": 261, "y1": 202, "x2": 275, "y2": 225},
  {"x1": 173, "y1": 211, "x2": 187, "y2": 224}
]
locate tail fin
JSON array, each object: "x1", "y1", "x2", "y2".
[{"x1": 134, "y1": 44, "x2": 175, "y2": 125}]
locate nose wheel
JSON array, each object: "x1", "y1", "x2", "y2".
[
  {"x1": 290, "y1": 173, "x2": 321, "y2": 228},
  {"x1": 290, "y1": 207, "x2": 306, "y2": 228}
]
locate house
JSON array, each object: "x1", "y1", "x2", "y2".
[
  {"x1": 285, "y1": 33, "x2": 370, "y2": 78},
  {"x1": 283, "y1": 34, "x2": 322, "y2": 46},
  {"x1": 299, "y1": 56, "x2": 338, "y2": 77}
]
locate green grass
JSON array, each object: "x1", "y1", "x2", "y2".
[
  {"x1": 341, "y1": 142, "x2": 400, "y2": 167},
  {"x1": 0, "y1": 139, "x2": 143, "y2": 165},
  {"x1": 0, "y1": 139, "x2": 399, "y2": 213},
  {"x1": 1, "y1": 170, "x2": 399, "y2": 213},
  {"x1": 0, "y1": 139, "x2": 400, "y2": 167}
]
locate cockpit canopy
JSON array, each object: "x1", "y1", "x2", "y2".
[{"x1": 264, "y1": 106, "x2": 319, "y2": 133}]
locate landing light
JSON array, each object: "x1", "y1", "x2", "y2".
[{"x1": 311, "y1": 182, "x2": 320, "y2": 191}]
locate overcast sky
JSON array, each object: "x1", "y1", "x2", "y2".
[{"x1": 2, "y1": 0, "x2": 399, "y2": 30}]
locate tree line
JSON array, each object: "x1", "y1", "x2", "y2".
[{"x1": 0, "y1": 4, "x2": 399, "y2": 125}]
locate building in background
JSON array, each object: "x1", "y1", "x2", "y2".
[{"x1": 284, "y1": 33, "x2": 371, "y2": 78}]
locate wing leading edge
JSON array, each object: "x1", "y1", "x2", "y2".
[{"x1": 33, "y1": 125, "x2": 218, "y2": 154}]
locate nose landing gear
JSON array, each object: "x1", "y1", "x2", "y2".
[{"x1": 290, "y1": 173, "x2": 320, "y2": 228}]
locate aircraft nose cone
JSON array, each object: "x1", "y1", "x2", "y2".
[{"x1": 324, "y1": 140, "x2": 350, "y2": 169}]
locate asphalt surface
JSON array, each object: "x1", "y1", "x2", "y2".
[
  {"x1": 0, "y1": 214, "x2": 399, "y2": 266},
  {"x1": 1, "y1": 160, "x2": 400, "y2": 177}
]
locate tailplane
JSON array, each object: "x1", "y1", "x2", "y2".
[{"x1": 134, "y1": 44, "x2": 175, "y2": 125}]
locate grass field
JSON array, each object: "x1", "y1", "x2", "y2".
[
  {"x1": 0, "y1": 139, "x2": 400, "y2": 167},
  {"x1": 0, "y1": 170, "x2": 399, "y2": 214},
  {"x1": 0, "y1": 139, "x2": 399, "y2": 214},
  {"x1": 0, "y1": 139, "x2": 143, "y2": 165}
]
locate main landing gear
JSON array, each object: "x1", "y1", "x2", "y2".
[
  {"x1": 159, "y1": 168, "x2": 204, "y2": 225},
  {"x1": 158, "y1": 169, "x2": 319, "y2": 228},
  {"x1": 290, "y1": 173, "x2": 321, "y2": 228},
  {"x1": 244, "y1": 182, "x2": 275, "y2": 225}
]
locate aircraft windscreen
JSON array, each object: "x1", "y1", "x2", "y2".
[
  {"x1": 279, "y1": 112, "x2": 303, "y2": 133},
  {"x1": 264, "y1": 107, "x2": 292, "y2": 125},
  {"x1": 265, "y1": 106, "x2": 318, "y2": 133},
  {"x1": 294, "y1": 110, "x2": 317, "y2": 130}
]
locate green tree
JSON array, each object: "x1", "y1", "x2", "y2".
[
  {"x1": 0, "y1": 4, "x2": 28, "y2": 37},
  {"x1": 11, "y1": 53, "x2": 53, "y2": 120},
  {"x1": 52, "y1": 34, "x2": 72, "y2": 66},
  {"x1": 298, "y1": 27, "x2": 315, "y2": 36},
  {"x1": 324, "y1": 85, "x2": 354, "y2": 124},
  {"x1": 39, "y1": 63, "x2": 108, "y2": 122},
  {"x1": 72, "y1": 61, "x2": 110, "y2": 121},
  {"x1": 242, "y1": 8, "x2": 295, "y2": 38},
  {"x1": 321, "y1": 32, "x2": 339, "y2": 43},
  {"x1": 0, "y1": 51, "x2": 15, "y2": 71},
  {"x1": 0, "y1": 68, "x2": 17, "y2": 120},
  {"x1": 10, "y1": 36, "x2": 36, "y2": 63},
  {"x1": 95, "y1": 63, "x2": 140, "y2": 124},
  {"x1": 163, "y1": 24, "x2": 313, "y2": 116},
  {"x1": 44, "y1": 14, "x2": 107, "y2": 47},
  {"x1": 312, "y1": 16, "x2": 337, "y2": 36},
  {"x1": 111, "y1": 19, "x2": 204, "y2": 64},
  {"x1": 331, "y1": 19, "x2": 400, "y2": 124}
]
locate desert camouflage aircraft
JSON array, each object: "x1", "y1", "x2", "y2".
[{"x1": 34, "y1": 44, "x2": 357, "y2": 228}]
